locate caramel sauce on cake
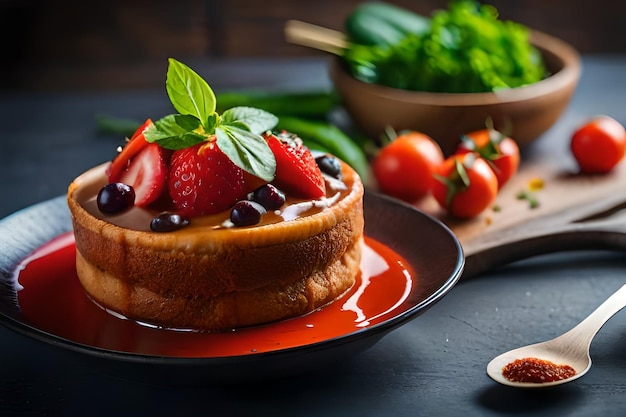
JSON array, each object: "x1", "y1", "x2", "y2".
[{"x1": 68, "y1": 161, "x2": 364, "y2": 331}]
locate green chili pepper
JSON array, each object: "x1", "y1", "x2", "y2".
[{"x1": 216, "y1": 91, "x2": 340, "y2": 119}]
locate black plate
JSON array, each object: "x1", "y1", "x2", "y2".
[{"x1": 0, "y1": 191, "x2": 463, "y2": 384}]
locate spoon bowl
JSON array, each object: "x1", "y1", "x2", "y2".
[{"x1": 487, "y1": 284, "x2": 626, "y2": 388}]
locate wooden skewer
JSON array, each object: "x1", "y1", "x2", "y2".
[{"x1": 284, "y1": 20, "x2": 348, "y2": 55}]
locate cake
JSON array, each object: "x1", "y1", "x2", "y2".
[{"x1": 67, "y1": 59, "x2": 364, "y2": 331}]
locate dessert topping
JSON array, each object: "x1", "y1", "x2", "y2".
[
  {"x1": 168, "y1": 141, "x2": 251, "y2": 216},
  {"x1": 97, "y1": 183, "x2": 135, "y2": 214},
  {"x1": 230, "y1": 200, "x2": 267, "y2": 227},
  {"x1": 224, "y1": 184, "x2": 286, "y2": 228},
  {"x1": 253, "y1": 184, "x2": 286, "y2": 211},
  {"x1": 98, "y1": 59, "x2": 334, "y2": 229},
  {"x1": 266, "y1": 131, "x2": 326, "y2": 199},
  {"x1": 144, "y1": 59, "x2": 277, "y2": 184},
  {"x1": 150, "y1": 212, "x2": 190, "y2": 233},
  {"x1": 106, "y1": 118, "x2": 153, "y2": 182},
  {"x1": 316, "y1": 155, "x2": 343, "y2": 180},
  {"x1": 115, "y1": 142, "x2": 169, "y2": 208},
  {"x1": 106, "y1": 58, "x2": 279, "y2": 215},
  {"x1": 106, "y1": 119, "x2": 170, "y2": 209}
]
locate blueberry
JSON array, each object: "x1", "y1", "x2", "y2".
[
  {"x1": 315, "y1": 155, "x2": 342, "y2": 179},
  {"x1": 230, "y1": 200, "x2": 267, "y2": 227},
  {"x1": 97, "y1": 183, "x2": 135, "y2": 214},
  {"x1": 150, "y1": 212, "x2": 190, "y2": 232},
  {"x1": 253, "y1": 184, "x2": 286, "y2": 210}
]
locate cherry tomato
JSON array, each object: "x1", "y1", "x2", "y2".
[
  {"x1": 372, "y1": 131, "x2": 444, "y2": 202},
  {"x1": 571, "y1": 116, "x2": 626, "y2": 173},
  {"x1": 456, "y1": 128, "x2": 520, "y2": 189},
  {"x1": 432, "y1": 153, "x2": 498, "y2": 218}
]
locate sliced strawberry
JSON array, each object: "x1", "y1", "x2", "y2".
[
  {"x1": 168, "y1": 141, "x2": 250, "y2": 216},
  {"x1": 266, "y1": 133, "x2": 326, "y2": 199},
  {"x1": 117, "y1": 143, "x2": 168, "y2": 208},
  {"x1": 107, "y1": 119, "x2": 154, "y2": 182}
]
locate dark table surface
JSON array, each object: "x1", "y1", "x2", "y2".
[{"x1": 1, "y1": 56, "x2": 625, "y2": 416}]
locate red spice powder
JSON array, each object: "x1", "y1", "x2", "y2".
[{"x1": 502, "y1": 357, "x2": 576, "y2": 383}]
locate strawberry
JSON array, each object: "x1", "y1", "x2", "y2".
[
  {"x1": 266, "y1": 133, "x2": 326, "y2": 199},
  {"x1": 107, "y1": 119, "x2": 169, "y2": 208},
  {"x1": 115, "y1": 143, "x2": 169, "y2": 208},
  {"x1": 107, "y1": 119, "x2": 153, "y2": 182},
  {"x1": 168, "y1": 141, "x2": 251, "y2": 216}
]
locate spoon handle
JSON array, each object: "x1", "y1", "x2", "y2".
[
  {"x1": 557, "y1": 284, "x2": 626, "y2": 350},
  {"x1": 284, "y1": 20, "x2": 348, "y2": 55}
]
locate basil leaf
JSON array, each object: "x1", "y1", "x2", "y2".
[
  {"x1": 156, "y1": 132, "x2": 207, "y2": 150},
  {"x1": 144, "y1": 114, "x2": 207, "y2": 150},
  {"x1": 166, "y1": 58, "x2": 216, "y2": 126},
  {"x1": 174, "y1": 114, "x2": 204, "y2": 132},
  {"x1": 206, "y1": 112, "x2": 220, "y2": 134},
  {"x1": 215, "y1": 125, "x2": 275, "y2": 182},
  {"x1": 223, "y1": 120, "x2": 250, "y2": 131},
  {"x1": 221, "y1": 106, "x2": 278, "y2": 135},
  {"x1": 144, "y1": 115, "x2": 185, "y2": 141}
]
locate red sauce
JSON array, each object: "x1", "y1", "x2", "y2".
[
  {"x1": 502, "y1": 357, "x2": 576, "y2": 383},
  {"x1": 14, "y1": 232, "x2": 417, "y2": 358}
]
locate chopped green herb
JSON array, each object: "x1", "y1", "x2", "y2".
[{"x1": 516, "y1": 190, "x2": 540, "y2": 209}]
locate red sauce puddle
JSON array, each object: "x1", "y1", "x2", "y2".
[
  {"x1": 502, "y1": 357, "x2": 577, "y2": 383},
  {"x1": 15, "y1": 233, "x2": 417, "y2": 358}
]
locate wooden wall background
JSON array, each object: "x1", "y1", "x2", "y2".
[{"x1": 1, "y1": 0, "x2": 624, "y2": 91}]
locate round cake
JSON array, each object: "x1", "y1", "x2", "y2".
[
  {"x1": 68, "y1": 158, "x2": 363, "y2": 330},
  {"x1": 67, "y1": 59, "x2": 365, "y2": 331}
]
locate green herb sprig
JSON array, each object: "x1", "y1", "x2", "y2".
[{"x1": 144, "y1": 58, "x2": 278, "y2": 182}]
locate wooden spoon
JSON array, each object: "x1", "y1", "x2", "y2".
[{"x1": 284, "y1": 20, "x2": 347, "y2": 55}]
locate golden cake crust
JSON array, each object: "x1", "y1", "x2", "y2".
[{"x1": 67, "y1": 161, "x2": 364, "y2": 330}]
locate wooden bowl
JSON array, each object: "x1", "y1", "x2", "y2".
[{"x1": 330, "y1": 29, "x2": 581, "y2": 155}]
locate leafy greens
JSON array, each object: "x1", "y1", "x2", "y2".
[{"x1": 343, "y1": 0, "x2": 547, "y2": 93}]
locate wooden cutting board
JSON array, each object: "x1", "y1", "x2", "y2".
[{"x1": 408, "y1": 156, "x2": 626, "y2": 278}]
